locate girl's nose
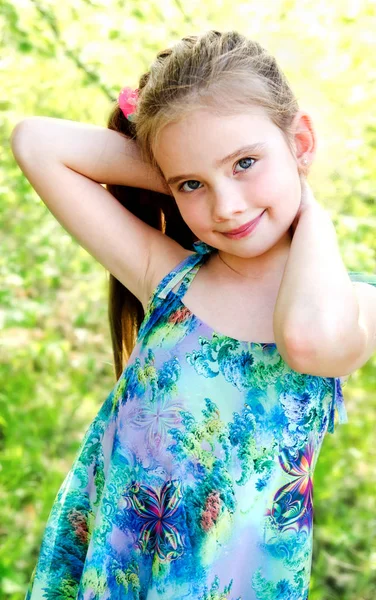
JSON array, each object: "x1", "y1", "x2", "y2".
[{"x1": 211, "y1": 186, "x2": 248, "y2": 222}]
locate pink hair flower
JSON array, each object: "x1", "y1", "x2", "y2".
[{"x1": 118, "y1": 87, "x2": 139, "y2": 121}]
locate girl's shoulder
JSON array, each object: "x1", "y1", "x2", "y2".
[
  {"x1": 144, "y1": 240, "x2": 215, "y2": 309},
  {"x1": 143, "y1": 245, "x2": 195, "y2": 310}
]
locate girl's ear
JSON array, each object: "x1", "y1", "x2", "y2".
[{"x1": 290, "y1": 110, "x2": 317, "y2": 174}]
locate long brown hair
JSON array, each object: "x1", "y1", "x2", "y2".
[{"x1": 105, "y1": 30, "x2": 303, "y2": 380}]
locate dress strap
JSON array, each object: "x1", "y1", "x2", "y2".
[
  {"x1": 322, "y1": 270, "x2": 376, "y2": 435},
  {"x1": 140, "y1": 241, "x2": 215, "y2": 326},
  {"x1": 157, "y1": 241, "x2": 216, "y2": 300},
  {"x1": 137, "y1": 241, "x2": 216, "y2": 343},
  {"x1": 348, "y1": 270, "x2": 376, "y2": 287},
  {"x1": 327, "y1": 377, "x2": 349, "y2": 434}
]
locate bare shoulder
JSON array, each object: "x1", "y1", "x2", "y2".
[{"x1": 142, "y1": 234, "x2": 194, "y2": 310}]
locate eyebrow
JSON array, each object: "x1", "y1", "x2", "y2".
[{"x1": 166, "y1": 142, "x2": 267, "y2": 187}]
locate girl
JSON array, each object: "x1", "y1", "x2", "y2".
[{"x1": 11, "y1": 30, "x2": 376, "y2": 600}]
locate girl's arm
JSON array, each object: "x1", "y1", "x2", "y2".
[
  {"x1": 10, "y1": 118, "x2": 186, "y2": 309},
  {"x1": 11, "y1": 116, "x2": 168, "y2": 192},
  {"x1": 273, "y1": 177, "x2": 369, "y2": 378}
]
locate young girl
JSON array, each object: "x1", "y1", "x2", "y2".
[{"x1": 11, "y1": 30, "x2": 376, "y2": 600}]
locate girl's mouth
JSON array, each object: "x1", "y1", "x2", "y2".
[{"x1": 222, "y1": 210, "x2": 266, "y2": 239}]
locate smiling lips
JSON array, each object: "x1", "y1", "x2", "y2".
[{"x1": 224, "y1": 210, "x2": 265, "y2": 235}]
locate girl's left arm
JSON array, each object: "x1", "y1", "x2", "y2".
[{"x1": 273, "y1": 177, "x2": 376, "y2": 378}]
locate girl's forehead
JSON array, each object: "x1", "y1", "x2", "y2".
[
  {"x1": 164, "y1": 106, "x2": 272, "y2": 133},
  {"x1": 154, "y1": 109, "x2": 280, "y2": 164}
]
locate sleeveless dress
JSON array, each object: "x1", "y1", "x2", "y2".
[{"x1": 26, "y1": 241, "x2": 376, "y2": 600}]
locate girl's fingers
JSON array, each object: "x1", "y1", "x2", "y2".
[{"x1": 300, "y1": 176, "x2": 318, "y2": 209}]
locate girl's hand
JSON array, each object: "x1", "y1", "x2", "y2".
[{"x1": 290, "y1": 175, "x2": 321, "y2": 236}]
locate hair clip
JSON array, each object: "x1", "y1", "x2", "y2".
[{"x1": 118, "y1": 87, "x2": 139, "y2": 121}]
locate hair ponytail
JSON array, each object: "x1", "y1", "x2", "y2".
[{"x1": 105, "y1": 82, "x2": 195, "y2": 380}]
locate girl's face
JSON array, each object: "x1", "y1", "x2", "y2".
[{"x1": 154, "y1": 106, "x2": 313, "y2": 261}]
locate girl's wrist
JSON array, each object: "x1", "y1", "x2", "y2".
[
  {"x1": 290, "y1": 178, "x2": 328, "y2": 235},
  {"x1": 291, "y1": 202, "x2": 333, "y2": 238}
]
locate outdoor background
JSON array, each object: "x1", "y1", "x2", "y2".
[{"x1": 1, "y1": 1, "x2": 376, "y2": 598}]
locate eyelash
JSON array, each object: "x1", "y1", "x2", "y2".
[{"x1": 177, "y1": 157, "x2": 257, "y2": 194}]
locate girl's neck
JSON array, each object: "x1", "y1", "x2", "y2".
[{"x1": 214, "y1": 231, "x2": 292, "y2": 287}]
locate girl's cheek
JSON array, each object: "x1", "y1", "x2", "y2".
[
  {"x1": 177, "y1": 203, "x2": 201, "y2": 229},
  {"x1": 257, "y1": 166, "x2": 297, "y2": 206},
  {"x1": 181, "y1": 199, "x2": 203, "y2": 218}
]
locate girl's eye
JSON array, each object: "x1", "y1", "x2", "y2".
[
  {"x1": 179, "y1": 180, "x2": 202, "y2": 193},
  {"x1": 178, "y1": 158, "x2": 256, "y2": 193},
  {"x1": 234, "y1": 157, "x2": 256, "y2": 173}
]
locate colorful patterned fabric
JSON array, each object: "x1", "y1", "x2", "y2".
[{"x1": 26, "y1": 242, "x2": 376, "y2": 600}]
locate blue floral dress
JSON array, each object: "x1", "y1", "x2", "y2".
[{"x1": 26, "y1": 241, "x2": 376, "y2": 600}]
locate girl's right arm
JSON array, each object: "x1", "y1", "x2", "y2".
[{"x1": 10, "y1": 117, "x2": 190, "y2": 308}]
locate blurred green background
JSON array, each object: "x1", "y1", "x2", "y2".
[{"x1": 1, "y1": 1, "x2": 376, "y2": 598}]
